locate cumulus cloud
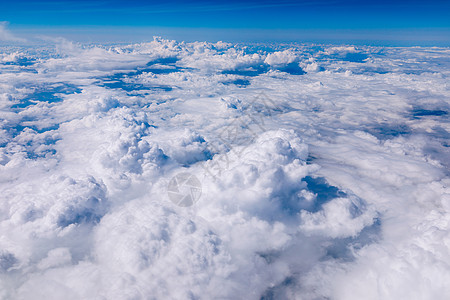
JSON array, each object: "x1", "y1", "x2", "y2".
[
  {"x1": 0, "y1": 37, "x2": 449, "y2": 299},
  {"x1": 264, "y1": 50, "x2": 297, "y2": 67}
]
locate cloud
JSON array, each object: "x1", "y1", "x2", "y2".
[
  {"x1": 0, "y1": 21, "x2": 26, "y2": 42},
  {"x1": 0, "y1": 37, "x2": 449, "y2": 299}
]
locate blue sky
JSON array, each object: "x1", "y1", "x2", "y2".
[{"x1": 1, "y1": 0, "x2": 450, "y2": 44}]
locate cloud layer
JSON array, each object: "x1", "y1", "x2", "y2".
[{"x1": 0, "y1": 38, "x2": 449, "y2": 299}]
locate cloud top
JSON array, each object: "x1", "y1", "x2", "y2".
[{"x1": 0, "y1": 38, "x2": 449, "y2": 299}]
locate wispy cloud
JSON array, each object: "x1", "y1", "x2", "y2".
[{"x1": 0, "y1": 21, "x2": 26, "y2": 42}]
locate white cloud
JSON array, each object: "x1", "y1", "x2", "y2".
[
  {"x1": 0, "y1": 37, "x2": 449, "y2": 299},
  {"x1": 264, "y1": 50, "x2": 297, "y2": 67}
]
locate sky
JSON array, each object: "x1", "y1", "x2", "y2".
[
  {"x1": 1, "y1": 0, "x2": 450, "y2": 45},
  {"x1": 1, "y1": 2, "x2": 450, "y2": 299}
]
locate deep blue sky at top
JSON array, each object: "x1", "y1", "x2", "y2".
[
  {"x1": 1, "y1": 0, "x2": 450, "y2": 44},
  {"x1": 2, "y1": 0, "x2": 450, "y2": 28}
]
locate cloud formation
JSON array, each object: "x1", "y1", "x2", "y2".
[{"x1": 0, "y1": 37, "x2": 449, "y2": 299}]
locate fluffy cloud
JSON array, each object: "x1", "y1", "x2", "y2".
[
  {"x1": 264, "y1": 50, "x2": 297, "y2": 67},
  {"x1": 0, "y1": 37, "x2": 449, "y2": 299}
]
